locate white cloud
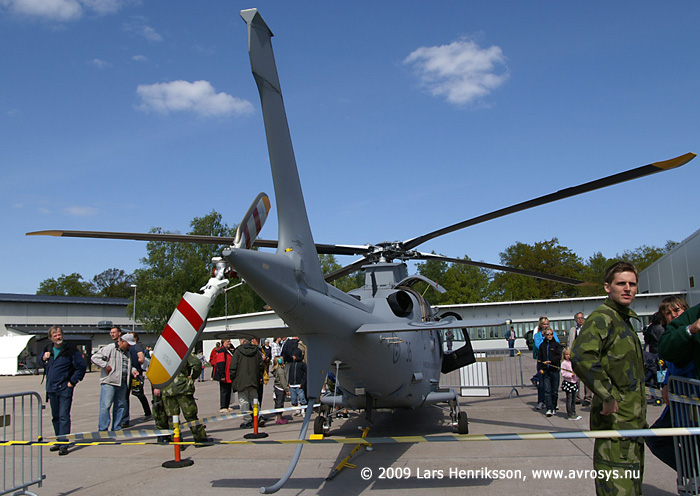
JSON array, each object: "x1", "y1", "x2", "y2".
[
  {"x1": 122, "y1": 17, "x2": 162, "y2": 42},
  {"x1": 131, "y1": 54, "x2": 149, "y2": 63},
  {"x1": 88, "y1": 58, "x2": 111, "y2": 68},
  {"x1": 1, "y1": 0, "x2": 82, "y2": 20},
  {"x1": 79, "y1": 0, "x2": 123, "y2": 15},
  {"x1": 136, "y1": 80, "x2": 255, "y2": 118},
  {"x1": 63, "y1": 205, "x2": 99, "y2": 216},
  {"x1": 404, "y1": 39, "x2": 509, "y2": 105},
  {"x1": 0, "y1": 0, "x2": 129, "y2": 21}
]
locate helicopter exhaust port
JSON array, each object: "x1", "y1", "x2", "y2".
[{"x1": 387, "y1": 290, "x2": 413, "y2": 317}]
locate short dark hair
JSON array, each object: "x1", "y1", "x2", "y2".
[{"x1": 604, "y1": 261, "x2": 638, "y2": 284}]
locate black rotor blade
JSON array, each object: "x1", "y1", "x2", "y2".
[
  {"x1": 26, "y1": 230, "x2": 372, "y2": 257},
  {"x1": 415, "y1": 252, "x2": 593, "y2": 286},
  {"x1": 324, "y1": 257, "x2": 370, "y2": 283},
  {"x1": 26, "y1": 230, "x2": 236, "y2": 245},
  {"x1": 312, "y1": 244, "x2": 373, "y2": 256},
  {"x1": 402, "y1": 153, "x2": 696, "y2": 251}
]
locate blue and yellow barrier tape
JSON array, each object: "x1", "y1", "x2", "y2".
[{"x1": 5, "y1": 426, "x2": 700, "y2": 448}]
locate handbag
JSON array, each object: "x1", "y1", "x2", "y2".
[{"x1": 131, "y1": 375, "x2": 143, "y2": 396}]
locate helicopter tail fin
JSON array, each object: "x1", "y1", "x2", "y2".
[{"x1": 240, "y1": 8, "x2": 325, "y2": 292}]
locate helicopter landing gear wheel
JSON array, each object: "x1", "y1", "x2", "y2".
[
  {"x1": 314, "y1": 415, "x2": 326, "y2": 435},
  {"x1": 457, "y1": 411, "x2": 468, "y2": 434}
]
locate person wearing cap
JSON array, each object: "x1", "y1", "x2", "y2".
[
  {"x1": 121, "y1": 332, "x2": 151, "y2": 428},
  {"x1": 91, "y1": 333, "x2": 138, "y2": 431}
]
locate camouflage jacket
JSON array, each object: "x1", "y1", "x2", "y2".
[
  {"x1": 658, "y1": 303, "x2": 700, "y2": 378},
  {"x1": 571, "y1": 298, "x2": 647, "y2": 430},
  {"x1": 162, "y1": 353, "x2": 202, "y2": 397}
]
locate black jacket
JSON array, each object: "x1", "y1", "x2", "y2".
[
  {"x1": 43, "y1": 343, "x2": 87, "y2": 393},
  {"x1": 230, "y1": 343, "x2": 263, "y2": 391},
  {"x1": 537, "y1": 338, "x2": 562, "y2": 372},
  {"x1": 288, "y1": 360, "x2": 307, "y2": 387}
]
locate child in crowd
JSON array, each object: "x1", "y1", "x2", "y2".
[
  {"x1": 271, "y1": 356, "x2": 289, "y2": 424},
  {"x1": 288, "y1": 348, "x2": 307, "y2": 417},
  {"x1": 560, "y1": 347, "x2": 581, "y2": 420}
]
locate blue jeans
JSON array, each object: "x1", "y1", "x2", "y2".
[
  {"x1": 290, "y1": 386, "x2": 306, "y2": 407},
  {"x1": 48, "y1": 386, "x2": 74, "y2": 440},
  {"x1": 98, "y1": 382, "x2": 128, "y2": 431},
  {"x1": 508, "y1": 339, "x2": 515, "y2": 357},
  {"x1": 542, "y1": 369, "x2": 560, "y2": 411}
]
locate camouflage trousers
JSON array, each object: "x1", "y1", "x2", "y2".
[
  {"x1": 593, "y1": 437, "x2": 644, "y2": 496},
  {"x1": 151, "y1": 388, "x2": 169, "y2": 431},
  {"x1": 163, "y1": 394, "x2": 207, "y2": 442}
]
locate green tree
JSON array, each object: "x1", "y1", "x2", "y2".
[
  {"x1": 319, "y1": 254, "x2": 363, "y2": 293},
  {"x1": 37, "y1": 272, "x2": 94, "y2": 296},
  {"x1": 577, "y1": 251, "x2": 615, "y2": 296},
  {"x1": 131, "y1": 211, "x2": 265, "y2": 333},
  {"x1": 415, "y1": 254, "x2": 450, "y2": 303},
  {"x1": 440, "y1": 257, "x2": 492, "y2": 304},
  {"x1": 490, "y1": 238, "x2": 585, "y2": 301},
  {"x1": 91, "y1": 268, "x2": 134, "y2": 298},
  {"x1": 617, "y1": 244, "x2": 669, "y2": 273}
]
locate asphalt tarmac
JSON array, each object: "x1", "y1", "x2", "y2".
[{"x1": 2, "y1": 369, "x2": 680, "y2": 496}]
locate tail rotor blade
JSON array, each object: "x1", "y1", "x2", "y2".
[
  {"x1": 147, "y1": 279, "x2": 226, "y2": 387},
  {"x1": 234, "y1": 193, "x2": 272, "y2": 249}
]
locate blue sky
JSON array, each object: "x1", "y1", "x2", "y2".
[{"x1": 2, "y1": 1, "x2": 699, "y2": 295}]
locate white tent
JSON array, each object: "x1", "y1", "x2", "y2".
[{"x1": 0, "y1": 335, "x2": 34, "y2": 375}]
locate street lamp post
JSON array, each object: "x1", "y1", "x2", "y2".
[{"x1": 131, "y1": 284, "x2": 137, "y2": 333}]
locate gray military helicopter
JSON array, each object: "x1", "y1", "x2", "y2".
[{"x1": 28, "y1": 8, "x2": 695, "y2": 493}]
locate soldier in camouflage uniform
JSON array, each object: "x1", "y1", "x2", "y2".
[
  {"x1": 151, "y1": 386, "x2": 170, "y2": 443},
  {"x1": 161, "y1": 352, "x2": 211, "y2": 445},
  {"x1": 571, "y1": 261, "x2": 646, "y2": 495}
]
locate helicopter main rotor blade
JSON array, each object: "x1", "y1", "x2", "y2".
[
  {"x1": 402, "y1": 153, "x2": 696, "y2": 251},
  {"x1": 26, "y1": 230, "x2": 237, "y2": 245},
  {"x1": 415, "y1": 252, "x2": 593, "y2": 286},
  {"x1": 324, "y1": 257, "x2": 370, "y2": 282},
  {"x1": 26, "y1": 229, "x2": 371, "y2": 257}
]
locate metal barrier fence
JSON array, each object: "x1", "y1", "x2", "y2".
[
  {"x1": 1, "y1": 392, "x2": 43, "y2": 496},
  {"x1": 441, "y1": 348, "x2": 526, "y2": 398},
  {"x1": 669, "y1": 376, "x2": 700, "y2": 496}
]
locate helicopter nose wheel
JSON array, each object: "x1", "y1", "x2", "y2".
[
  {"x1": 456, "y1": 411, "x2": 468, "y2": 434},
  {"x1": 314, "y1": 414, "x2": 333, "y2": 435},
  {"x1": 449, "y1": 399, "x2": 468, "y2": 434}
]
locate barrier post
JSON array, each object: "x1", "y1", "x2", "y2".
[
  {"x1": 162, "y1": 414, "x2": 194, "y2": 468},
  {"x1": 1, "y1": 392, "x2": 44, "y2": 496},
  {"x1": 440, "y1": 348, "x2": 526, "y2": 398},
  {"x1": 244, "y1": 398, "x2": 268, "y2": 439},
  {"x1": 668, "y1": 376, "x2": 700, "y2": 495}
]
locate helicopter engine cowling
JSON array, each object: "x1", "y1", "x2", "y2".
[{"x1": 387, "y1": 290, "x2": 413, "y2": 317}]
